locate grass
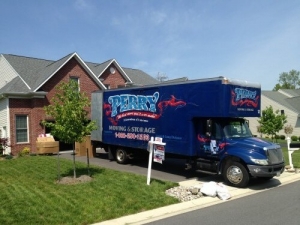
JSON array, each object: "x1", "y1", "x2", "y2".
[
  {"x1": 1, "y1": 139, "x2": 299, "y2": 224},
  {"x1": 0, "y1": 156, "x2": 179, "y2": 225},
  {"x1": 282, "y1": 146, "x2": 300, "y2": 168}
]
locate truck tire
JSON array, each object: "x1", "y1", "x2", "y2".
[
  {"x1": 223, "y1": 161, "x2": 249, "y2": 188},
  {"x1": 115, "y1": 148, "x2": 128, "y2": 164}
]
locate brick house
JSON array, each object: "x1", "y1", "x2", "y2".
[{"x1": 0, "y1": 52, "x2": 157, "y2": 155}]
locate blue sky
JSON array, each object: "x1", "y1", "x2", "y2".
[{"x1": 1, "y1": 0, "x2": 300, "y2": 90}]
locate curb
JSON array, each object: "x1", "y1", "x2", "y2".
[{"x1": 93, "y1": 171, "x2": 300, "y2": 225}]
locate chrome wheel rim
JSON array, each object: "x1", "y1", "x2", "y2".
[
  {"x1": 117, "y1": 150, "x2": 125, "y2": 162},
  {"x1": 227, "y1": 165, "x2": 243, "y2": 184}
]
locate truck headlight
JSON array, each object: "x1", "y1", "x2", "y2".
[{"x1": 251, "y1": 158, "x2": 269, "y2": 165}]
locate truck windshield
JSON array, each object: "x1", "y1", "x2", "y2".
[{"x1": 223, "y1": 120, "x2": 252, "y2": 138}]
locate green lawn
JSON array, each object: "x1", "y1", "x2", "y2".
[
  {"x1": 1, "y1": 141, "x2": 299, "y2": 225},
  {"x1": 282, "y1": 146, "x2": 300, "y2": 168},
  {"x1": 0, "y1": 156, "x2": 179, "y2": 225}
]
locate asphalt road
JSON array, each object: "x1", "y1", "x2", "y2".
[
  {"x1": 145, "y1": 179, "x2": 300, "y2": 225},
  {"x1": 59, "y1": 150, "x2": 286, "y2": 186},
  {"x1": 59, "y1": 150, "x2": 213, "y2": 183}
]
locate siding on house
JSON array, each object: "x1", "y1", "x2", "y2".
[
  {"x1": 0, "y1": 55, "x2": 18, "y2": 89},
  {"x1": 0, "y1": 98, "x2": 10, "y2": 154},
  {"x1": 247, "y1": 92, "x2": 300, "y2": 138},
  {"x1": 0, "y1": 98, "x2": 9, "y2": 137}
]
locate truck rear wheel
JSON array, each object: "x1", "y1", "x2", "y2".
[
  {"x1": 115, "y1": 148, "x2": 128, "y2": 164},
  {"x1": 223, "y1": 161, "x2": 249, "y2": 188}
]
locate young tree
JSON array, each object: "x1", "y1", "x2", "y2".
[
  {"x1": 258, "y1": 106, "x2": 287, "y2": 141},
  {"x1": 273, "y1": 70, "x2": 300, "y2": 91},
  {"x1": 43, "y1": 80, "x2": 97, "y2": 178}
]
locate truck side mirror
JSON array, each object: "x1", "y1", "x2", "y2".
[
  {"x1": 206, "y1": 119, "x2": 212, "y2": 136},
  {"x1": 245, "y1": 120, "x2": 249, "y2": 127}
]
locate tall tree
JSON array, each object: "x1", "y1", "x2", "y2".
[
  {"x1": 273, "y1": 70, "x2": 300, "y2": 91},
  {"x1": 258, "y1": 105, "x2": 287, "y2": 141},
  {"x1": 43, "y1": 80, "x2": 97, "y2": 178}
]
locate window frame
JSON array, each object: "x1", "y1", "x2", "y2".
[
  {"x1": 15, "y1": 115, "x2": 29, "y2": 143},
  {"x1": 70, "y1": 76, "x2": 80, "y2": 91}
]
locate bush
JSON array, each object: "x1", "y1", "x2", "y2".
[
  {"x1": 280, "y1": 135, "x2": 285, "y2": 140},
  {"x1": 291, "y1": 136, "x2": 298, "y2": 141},
  {"x1": 19, "y1": 147, "x2": 30, "y2": 157},
  {"x1": 275, "y1": 134, "x2": 280, "y2": 140},
  {"x1": 5, "y1": 154, "x2": 13, "y2": 160}
]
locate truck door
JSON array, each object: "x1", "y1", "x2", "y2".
[{"x1": 196, "y1": 119, "x2": 223, "y2": 158}]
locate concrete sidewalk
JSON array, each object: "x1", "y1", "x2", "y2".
[{"x1": 93, "y1": 171, "x2": 300, "y2": 225}]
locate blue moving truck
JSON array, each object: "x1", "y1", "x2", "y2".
[{"x1": 91, "y1": 76, "x2": 285, "y2": 187}]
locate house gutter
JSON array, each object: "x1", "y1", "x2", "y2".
[{"x1": 0, "y1": 92, "x2": 48, "y2": 99}]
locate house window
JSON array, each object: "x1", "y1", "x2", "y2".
[
  {"x1": 16, "y1": 115, "x2": 28, "y2": 143},
  {"x1": 70, "y1": 77, "x2": 80, "y2": 91},
  {"x1": 104, "y1": 84, "x2": 110, "y2": 89}
]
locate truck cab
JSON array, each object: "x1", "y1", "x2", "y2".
[{"x1": 195, "y1": 118, "x2": 285, "y2": 187}]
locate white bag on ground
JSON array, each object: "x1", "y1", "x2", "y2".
[
  {"x1": 200, "y1": 181, "x2": 218, "y2": 197},
  {"x1": 216, "y1": 183, "x2": 231, "y2": 200}
]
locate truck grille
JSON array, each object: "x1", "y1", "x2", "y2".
[{"x1": 267, "y1": 147, "x2": 284, "y2": 164}]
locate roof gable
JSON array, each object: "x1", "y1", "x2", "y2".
[
  {"x1": 87, "y1": 59, "x2": 133, "y2": 83},
  {"x1": 3, "y1": 54, "x2": 54, "y2": 90},
  {"x1": 1, "y1": 53, "x2": 157, "y2": 94}
]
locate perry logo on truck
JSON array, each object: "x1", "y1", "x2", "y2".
[
  {"x1": 231, "y1": 87, "x2": 259, "y2": 108},
  {"x1": 104, "y1": 92, "x2": 186, "y2": 125}
]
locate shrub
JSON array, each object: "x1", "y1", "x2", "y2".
[
  {"x1": 284, "y1": 124, "x2": 293, "y2": 135},
  {"x1": 5, "y1": 154, "x2": 13, "y2": 160},
  {"x1": 291, "y1": 136, "x2": 298, "y2": 142},
  {"x1": 19, "y1": 147, "x2": 30, "y2": 157},
  {"x1": 275, "y1": 134, "x2": 280, "y2": 140},
  {"x1": 280, "y1": 135, "x2": 285, "y2": 140},
  {"x1": 0, "y1": 137, "x2": 9, "y2": 155}
]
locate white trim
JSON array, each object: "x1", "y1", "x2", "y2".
[
  {"x1": 15, "y1": 115, "x2": 29, "y2": 144},
  {"x1": 6, "y1": 98, "x2": 11, "y2": 154},
  {"x1": 34, "y1": 52, "x2": 106, "y2": 91},
  {"x1": 278, "y1": 89, "x2": 294, "y2": 98},
  {"x1": 99, "y1": 59, "x2": 133, "y2": 83}
]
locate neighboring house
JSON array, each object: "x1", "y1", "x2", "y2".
[
  {"x1": 0, "y1": 53, "x2": 158, "y2": 155},
  {"x1": 247, "y1": 89, "x2": 300, "y2": 138}
]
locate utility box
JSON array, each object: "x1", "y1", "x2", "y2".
[
  {"x1": 75, "y1": 135, "x2": 93, "y2": 157},
  {"x1": 36, "y1": 136, "x2": 59, "y2": 154}
]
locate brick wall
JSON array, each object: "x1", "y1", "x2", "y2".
[
  {"x1": 101, "y1": 65, "x2": 126, "y2": 89},
  {"x1": 9, "y1": 58, "x2": 126, "y2": 155}
]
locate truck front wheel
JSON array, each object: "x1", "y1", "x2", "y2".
[
  {"x1": 223, "y1": 161, "x2": 249, "y2": 188},
  {"x1": 115, "y1": 148, "x2": 128, "y2": 164}
]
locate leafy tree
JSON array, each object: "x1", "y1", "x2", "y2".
[
  {"x1": 43, "y1": 80, "x2": 97, "y2": 178},
  {"x1": 258, "y1": 105, "x2": 287, "y2": 141},
  {"x1": 273, "y1": 70, "x2": 300, "y2": 91}
]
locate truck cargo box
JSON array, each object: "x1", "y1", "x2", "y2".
[{"x1": 91, "y1": 77, "x2": 261, "y2": 157}]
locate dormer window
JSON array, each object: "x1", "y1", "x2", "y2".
[
  {"x1": 109, "y1": 67, "x2": 116, "y2": 74},
  {"x1": 70, "y1": 76, "x2": 80, "y2": 91}
]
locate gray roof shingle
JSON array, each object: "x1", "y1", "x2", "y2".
[
  {"x1": 123, "y1": 68, "x2": 158, "y2": 85},
  {"x1": 1, "y1": 53, "x2": 157, "y2": 94},
  {"x1": 262, "y1": 90, "x2": 300, "y2": 113}
]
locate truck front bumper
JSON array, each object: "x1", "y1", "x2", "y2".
[{"x1": 247, "y1": 162, "x2": 285, "y2": 178}]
